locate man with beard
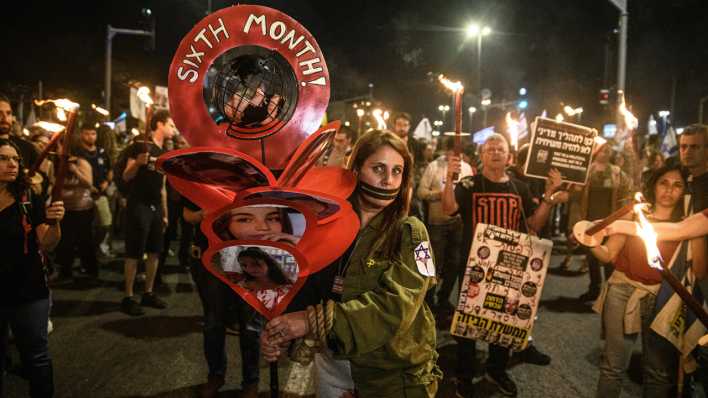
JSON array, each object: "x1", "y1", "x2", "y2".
[
  {"x1": 75, "y1": 123, "x2": 113, "y2": 258},
  {"x1": 0, "y1": 95, "x2": 39, "y2": 173}
]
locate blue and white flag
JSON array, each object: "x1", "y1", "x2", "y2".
[{"x1": 660, "y1": 126, "x2": 678, "y2": 158}]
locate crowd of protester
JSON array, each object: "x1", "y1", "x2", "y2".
[{"x1": 2, "y1": 90, "x2": 708, "y2": 398}]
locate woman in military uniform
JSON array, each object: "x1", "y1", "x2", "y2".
[{"x1": 261, "y1": 129, "x2": 442, "y2": 397}]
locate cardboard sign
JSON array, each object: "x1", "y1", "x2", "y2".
[
  {"x1": 524, "y1": 117, "x2": 597, "y2": 185},
  {"x1": 157, "y1": 123, "x2": 360, "y2": 318},
  {"x1": 451, "y1": 223, "x2": 552, "y2": 351}
]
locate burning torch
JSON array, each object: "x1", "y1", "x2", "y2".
[
  {"x1": 32, "y1": 99, "x2": 80, "y2": 223},
  {"x1": 137, "y1": 86, "x2": 154, "y2": 154},
  {"x1": 632, "y1": 193, "x2": 708, "y2": 329},
  {"x1": 438, "y1": 75, "x2": 464, "y2": 179}
]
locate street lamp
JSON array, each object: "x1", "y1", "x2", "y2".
[
  {"x1": 356, "y1": 108, "x2": 365, "y2": 135},
  {"x1": 465, "y1": 22, "x2": 492, "y2": 93},
  {"x1": 438, "y1": 104, "x2": 450, "y2": 126},
  {"x1": 468, "y1": 106, "x2": 477, "y2": 129}
]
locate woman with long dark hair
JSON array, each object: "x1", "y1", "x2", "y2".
[
  {"x1": 589, "y1": 164, "x2": 705, "y2": 397},
  {"x1": 214, "y1": 205, "x2": 298, "y2": 245},
  {"x1": 261, "y1": 130, "x2": 441, "y2": 397},
  {"x1": 237, "y1": 247, "x2": 293, "y2": 310},
  {"x1": 0, "y1": 138, "x2": 65, "y2": 397}
]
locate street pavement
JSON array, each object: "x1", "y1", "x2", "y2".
[{"x1": 5, "y1": 247, "x2": 644, "y2": 397}]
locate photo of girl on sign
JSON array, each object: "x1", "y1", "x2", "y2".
[
  {"x1": 213, "y1": 204, "x2": 304, "y2": 245},
  {"x1": 213, "y1": 245, "x2": 298, "y2": 310}
]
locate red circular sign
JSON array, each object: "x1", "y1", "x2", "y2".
[{"x1": 168, "y1": 4, "x2": 330, "y2": 170}]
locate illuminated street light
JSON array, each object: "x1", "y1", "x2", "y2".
[
  {"x1": 465, "y1": 22, "x2": 492, "y2": 94},
  {"x1": 468, "y1": 106, "x2": 477, "y2": 114},
  {"x1": 555, "y1": 113, "x2": 565, "y2": 122},
  {"x1": 438, "y1": 105, "x2": 450, "y2": 126},
  {"x1": 465, "y1": 24, "x2": 480, "y2": 38},
  {"x1": 519, "y1": 87, "x2": 527, "y2": 96},
  {"x1": 481, "y1": 98, "x2": 491, "y2": 106},
  {"x1": 356, "y1": 108, "x2": 365, "y2": 135}
]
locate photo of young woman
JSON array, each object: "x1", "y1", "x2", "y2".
[
  {"x1": 236, "y1": 247, "x2": 295, "y2": 310},
  {"x1": 213, "y1": 205, "x2": 304, "y2": 245}
]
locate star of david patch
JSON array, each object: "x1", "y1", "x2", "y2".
[{"x1": 414, "y1": 241, "x2": 435, "y2": 277}]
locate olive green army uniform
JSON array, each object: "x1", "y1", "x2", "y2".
[{"x1": 328, "y1": 214, "x2": 443, "y2": 397}]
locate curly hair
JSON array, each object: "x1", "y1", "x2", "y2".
[{"x1": 0, "y1": 138, "x2": 29, "y2": 199}]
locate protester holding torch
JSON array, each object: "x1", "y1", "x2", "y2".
[
  {"x1": 585, "y1": 165, "x2": 699, "y2": 397},
  {"x1": 0, "y1": 137, "x2": 65, "y2": 397}
]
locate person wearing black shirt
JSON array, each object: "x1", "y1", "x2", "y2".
[
  {"x1": 119, "y1": 110, "x2": 174, "y2": 316},
  {"x1": 442, "y1": 133, "x2": 564, "y2": 397},
  {"x1": 75, "y1": 123, "x2": 113, "y2": 257},
  {"x1": 0, "y1": 138, "x2": 65, "y2": 397},
  {"x1": 182, "y1": 200, "x2": 261, "y2": 398}
]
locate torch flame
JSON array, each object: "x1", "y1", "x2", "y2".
[
  {"x1": 91, "y1": 104, "x2": 110, "y2": 116},
  {"x1": 56, "y1": 108, "x2": 68, "y2": 122},
  {"x1": 632, "y1": 192, "x2": 663, "y2": 270},
  {"x1": 137, "y1": 86, "x2": 154, "y2": 105},
  {"x1": 505, "y1": 112, "x2": 520, "y2": 150},
  {"x1": 33, "y1": 121, "x2": 65, "y2": 134},
  {"x1": 438, "y1": 75, "x2": 464, "y2": 93},
  {"x1": 34, "y1": 98, "x2": 79, "y2": 122},
  {"x1": 372, "y1": 108, "x2": 387, "y2": 130},
  {"x1": 618, "y1": 91, "x2": 638, "y2": 131}
]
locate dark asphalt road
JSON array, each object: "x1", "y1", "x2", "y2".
[{"x1": 5, "y1": 247, "x2": 642, "y2": 398}]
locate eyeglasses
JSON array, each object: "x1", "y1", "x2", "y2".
[{"x1": 0, "y1": 155, "x2": 20, "y2": 163}]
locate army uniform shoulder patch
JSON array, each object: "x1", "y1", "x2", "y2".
[{"x1": 414, "y1": 241, "x2": 435, "y2": 277}]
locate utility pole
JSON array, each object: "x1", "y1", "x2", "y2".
[
  {"x1": 699, "y1": 96, "x2": 708, "y2": 124},
  {"x1": 608, "y1": 0, "x2": 628, "y2": 94},
  {"x1": 104, "y1": 9, "x2": 155, "y2": 114}
]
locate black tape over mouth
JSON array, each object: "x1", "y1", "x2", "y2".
[{"x1": 358, "y1": 181, "x2": 400, "y2": 200}]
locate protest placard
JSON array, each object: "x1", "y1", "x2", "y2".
[
  {"x1": 450, "y1": 223, "x2": 553, "y2": 351},
  {"x1": 524, "y1": 117, "x2": 598, "y2": 185}
]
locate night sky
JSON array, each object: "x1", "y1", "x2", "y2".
[{"x1": 3, "y1": 0, "x2": 708, "y2": 131}]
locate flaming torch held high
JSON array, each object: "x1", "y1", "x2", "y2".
[
  {"x1": 27, "y1": 121, "x2": 65, "y2": 178},
  {"x1": 505, "y1": 112, "x2": 520, "y2": 151},
  {"x1": 137, "y1": 86, "x2": 154, "y2": 153},
  {"x1": 371, "y1": 108, "x2": 387, "y2": 130},
  {"x1": 617, "y1": 90, "x2": 642, "y2": 186},
  {"x1": 32, "y1": 99, "x2": 80, "y2": 223},
  {"x1": 618, "y1": 91, "x2": 638, "y2": 131},
  {"x1": 438, "y1": 74, "x2": 464, "y2": 179},
  {"x1": 632, "y1": 192, "x2": 708, "y2": 329}
]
